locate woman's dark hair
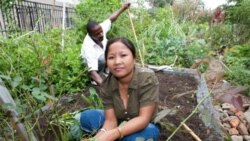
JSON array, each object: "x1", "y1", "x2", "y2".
[
  {"x1": 105, "y1": 37, "x2": 136, "y2": 61},
  {"x1": 86, "y1": 19, "x2": 98, "y2": 34}
]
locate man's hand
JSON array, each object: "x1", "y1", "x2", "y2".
[
  {"x1": 109, "y1": 2, "x2": 131, "y2": 22},
  {"x1": 122, "y1": 2, "x2": 131, "y2": 10},
  {"x1": 90, "y1": 71, "x2": 103, "y2": 86}
]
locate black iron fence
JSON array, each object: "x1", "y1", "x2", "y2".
[{"x1": 0, "y1": 0, "x2": 75, "y2": 36}]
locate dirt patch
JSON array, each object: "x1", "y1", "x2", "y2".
[
  {"x1": 156, "y1": 72, "x2": 221, "y2": 141},
  {"x1": 39, "y1": 71, "x2": 222, "y2": 141}
]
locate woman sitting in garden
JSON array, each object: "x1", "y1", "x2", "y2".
[{"x1": 80, "y1": 37, "x2": 160, "y2": 141}]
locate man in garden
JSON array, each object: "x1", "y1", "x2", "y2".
[{"x1": 81, "y1": 2, "x2": 130, "y2": 86}]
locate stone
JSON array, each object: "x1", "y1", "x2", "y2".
[
  {"x1": 231, "y1": 95, "x2": 244, "y2": 111},
  {"x1": 229, "y1": 116, "x2": 240, "y2": 128},
  {"x1": 243, "y1": 135, "x2": 250, "y2": 141},
  {"x1": 214, "y1": 105, "x2": 223, "y2": 112},
  {"x1": 222, "y1": 103, "x2": 235, "y2": 110},
  {"x1": 244, "y1": 108, "x2": 250, "y2": 124},
  {"x1": 231, "y1": 135, "x2": 243, "y2": 141},
  {"x1": 237, "y1": 123, "x2": 249, "y2": 135},
  {"x1": 223, "y1": 123, "x2": 231, "y2": 129},
  {"x1": 243, "y1": 103, "x2": 250, "y2": 110},
  {"x1": 230, "y1": 107, "x2": 239, "y2": 113},
  {"x1": 217, "y1": 86, "x2": 248, "y2": 103},
  {"x1": 223, "y1": 111, "x2": 230, "y2": 119},
  {"x1": 228, "y1": 110, "x2": 236, "y2": 116},
  {"x1": 222, "y1": 116, "x2": 231, "y2": 122},
  {"x1": 236, "y1": 111, "x2": 246, "y2": 121},
  {"x1": 228, "y1": 128, "x2": 239, "y2": 135}
]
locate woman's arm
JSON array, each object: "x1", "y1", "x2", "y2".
[
  {"x1": 96, "y1": 104, "x2": 156, "y2": 141},
  {"x1": 117, "y1": 103, "x2": 156, "y2": 137},
  {"x1": 95, "y1": 108, "x2": 118, "y2": 139},
  {"x1": 102, "y1": 108, "x2": 118, "y2": 130}
]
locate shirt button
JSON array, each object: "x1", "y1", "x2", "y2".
[
  {"x1": 127, "y1": 117, "x2": 130, "y2": 120},
  {"x1": 124, "y1": 111, "x2": 128, "y2": 114}
]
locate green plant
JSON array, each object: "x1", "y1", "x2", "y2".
[
  {"x1": 224, "y1": 0, "x2": 250, "y2": 43},
  {"x1": 74, "y1": 0, "x2": 122, "y2": 44},
  {"x1": 0, "y1": 28, "x2": 90, "y2": 140},
  {"x1": 0, "y1": 29, "x2": 89, "y2": 98},
  {"x1": 223, "y1": 44, "x2": 250, "y2": 95},
  {"x1": 207, "y1": 24, "x2": 234, "y2": 53},
  {"x1": 82, "y1": 87, "x2": 103, "y2": 109}
]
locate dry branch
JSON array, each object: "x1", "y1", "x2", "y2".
[
  {"x1": 183, "y1": 123, "x2": 201, "y2": 141},
  {"x1": 171, "y1": 90, "x2": 196, "y2": 100},
  {"x1": 166, "y1": 94, "x2": 210, "y2": 141}
]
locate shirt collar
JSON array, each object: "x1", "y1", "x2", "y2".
[{"x1": 86, "y1": 34, "x2": 99, "y2": 48}]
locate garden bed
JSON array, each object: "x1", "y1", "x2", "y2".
[
  {"x1": 36, "y1": 68, "x2": 224, "y2": 141},
  {"x1": 155, "y1": 68, "x2": 223, "y2": 141}
]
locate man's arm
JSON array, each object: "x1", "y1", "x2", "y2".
[
  {"x1": 90, "y1": 71, "x2": 103, "y2": 85},
  {"x1": 108, "y1": 2, "x2": 130, "y2": 22}
]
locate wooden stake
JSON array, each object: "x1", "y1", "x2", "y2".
[{"x1": 183, "y1": 123, "x2": 201, "y2": 141}]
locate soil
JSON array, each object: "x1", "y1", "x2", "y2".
[
  {"x1": 38, "y1": 71, "x2": 222, "y2": 141},
  {"x1": 156, "y1": 72, "x2": 220, "y2": 141}
]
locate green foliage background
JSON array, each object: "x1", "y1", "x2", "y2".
[
  {"x1": 224, "y1": 0, "x2": 250, "y2": 43},
  {"x1": 0, "y1": 0, "x2": 250, "y2": 140},
  {"x1": 75, "y1": 0, "x2": 210, "y2": 67},
  {"x1": 224, "y1": 44, "x2": 250, "y2": 87},
  {"x1": 0, "y1": 29, "x2": 89, "y2": 102}
]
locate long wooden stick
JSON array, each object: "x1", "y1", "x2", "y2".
[
  {"x1": 126, "y1": 8, "x2": 144, "y2": 67},
  {"x1": 183, "y1": 123, "x2": 201, "y2": 141},
  {"x1": 166, "y1": 94, "x2": 209, "y2": 141}
]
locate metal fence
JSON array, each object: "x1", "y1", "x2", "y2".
[{"x1": 0, "y1": 0, "x2": 75, "y2": 36}]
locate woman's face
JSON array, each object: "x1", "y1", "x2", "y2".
[{"x1": 107, "y1": 41, "x2": 135, "y2": 79}]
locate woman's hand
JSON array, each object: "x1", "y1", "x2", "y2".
[{"x1": 95, "y1": 128, "x2": 120, "y2": 141}]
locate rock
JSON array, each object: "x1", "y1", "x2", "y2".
[
  {"x1": 244, "y1": 108, "x2": 250, "y2": 124},
  {"x1": 231, "y1": 95, "x2": 244, "y2": 111},
  {"x1": 230, "y1": 106, "x2": 239, "y2": 113},
  {"x1": 228, "y1": 110, "x2": 236, "y2": 116},
  {"x1": 222, "y1": 103, "x2": 235, "y2": 110},
  {"x1": 237, "y1": 123, "x2": 249, "y2": 135},
  {"x1": 243, "y1": 135, "x2": 250, "y2": 141},
  {"x1": 222, "y1": 116, "x2": 231, "y2": 122},
  {"x1": 229, "y1": 116, "x2": 240, "y2": 128},
  {"x1": 217, "y1": 86, "x2": 248, "y2": 103},
  {"x1": 231, "y1": 135, "x2": 243, "y2": 141},
  {"x1": 235, "y1": 111, "x2": 246, "y2": 121},
  {"x1": 228, "y1": 128, "x2": 239, "y2": 135},
  {"x1": 214, "y1": 105, "x2": 223, "y2": 112},
  {"x1": 223, "y1": 123, "x2": 231, "y2": 129},
  {"x1": 243, "y1": 103, "x2": 250, "y2": 109},
  {"x1": 223, "y1": 110, "x2": 230, "y2": 118}
]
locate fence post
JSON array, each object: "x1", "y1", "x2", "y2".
[
  {"x1": 0, "y1": 8, "x2": 6, "y2": 36},
  {"x1": 15, "y1": 2, "x2": 22, "y2": 34},
  {"x1": 61, "y1": 2, "x2": 66, "y2": 50},
  {"x1": 34, "y1": 2, "x2": 39, "y2": 32}
]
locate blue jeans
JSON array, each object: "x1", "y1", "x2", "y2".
[{"x1": 80, "y1": 109, "x2": 160, "y2": 141}]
